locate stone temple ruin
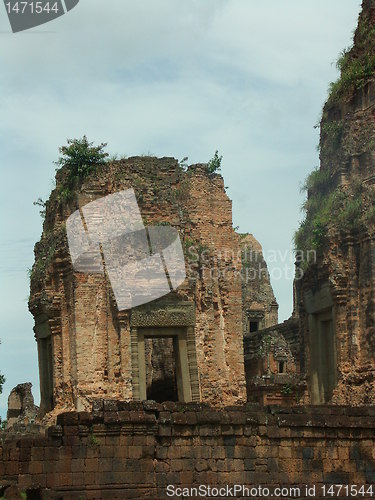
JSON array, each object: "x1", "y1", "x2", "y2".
[
  {"x1": 28, "y1": 156, "x2": 281, "y2": 416},
  {"x1": 2, "y1": 1, "x2": 375, "y2": 497},
  {"x1": 24, "y1": 0, "x2": 375, "y2": 415}
]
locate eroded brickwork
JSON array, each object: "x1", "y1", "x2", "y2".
[
  {"x1": 6, "y1": 383, "x2": 39, "y2": 428},
  {"x1": 1, "y1": 403, "x2": 375, "y2": 499},
  {"x1": 29, "y1": 158, "x2": 247, "y2": 413},
  {"x1": 294, "y1": 0, "x2": 375, "y2": 405},
  {"x1": 244, "y1": 319, "x2": 305, "y2": 405},
  {"x1": 240, "y1": 234, "x2": 279, "y2": 333}
]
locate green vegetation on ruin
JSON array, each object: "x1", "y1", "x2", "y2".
[
  {"x1": 30, "y1": 138, "x2": 225, "y2": 288},
  {"x1": 328, "y1": 21, "x2": 375, "y2": 104},
  {"x1": 206, "y1": 150, "x2": 222, "y2": 175},
  {"x1": 294, "y1": 168, "x2": 363, "y2": 263},
  {"x1": 28, "y1": 225, "x2": 66, "y2": 284},
  {"x1": 295, "y1": 14, "x2": 375, "y2": 266},
  {"x1": 54, "y1": 135, "x2": 109, "y2": 202},
  {"x1": 295, "y1": 21, "x2": 375, "y2": 265},
  {"x1": 320, "y1": 120, "x2": 344, "y2": 154},
  {"x1": 50, "y1": 138, "x2": 223, "y2": 206}
]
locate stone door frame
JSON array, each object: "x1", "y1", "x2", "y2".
[
  {"x1": 304, "y1": 283, "x2": 337, "y2": 404},
  {"x1": 138, "y1": 327, "x2": 191, "y2": 402},
  {"x1": 130, "y1": 303, "x2": 200, "y2": 402}
]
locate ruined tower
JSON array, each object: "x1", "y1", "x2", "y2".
[
  {"x1": 295, "y1": 0, "x2": 375, "y2": 404},
  {"x1": 29, "y1": 156, "x2": 254, "y2": 413},
  {"x1": 240, "y1": 233, "x2": 279, "y2": 333}
]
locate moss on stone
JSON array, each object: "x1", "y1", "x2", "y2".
[{"x1": 327, "y1": 14, "x2": 375, "y2": 104}]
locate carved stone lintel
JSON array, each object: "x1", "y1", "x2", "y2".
[
  {"x1": 246, "y1": 309, "x2": 265, "y2": 320},
  {"x1": 130, "y1": 303, "x2": 195, "y2": 327}
]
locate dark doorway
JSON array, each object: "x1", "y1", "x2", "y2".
[
  {"x1": 39, "y1": 336, "x2": 53, "y2": 412},
  {"x1": 249, "y1": 321, "x2": 259, "y2": 333},
  {"x1": 145, "y1": 337, "x2": 178, "y2": 402}
]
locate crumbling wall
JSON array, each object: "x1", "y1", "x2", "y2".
[
  {"x1": 240, "y1": 233, "x2": 278, "y2": 333},
  {"x1": 295, "y1": 0, "x2": 375, "y2": 404},
  {"x1": 244, "y1": 319, "x2": 305, "y2": 405},
  {"x1": 29, "y1": 157, "x2": 247, "y2": 413},
  {"x1": 6, "y1": 383, "x2": 39, "y2": 428},
  {"x1": 1, "y1": 402, "x2": 375, "y2": 499}
]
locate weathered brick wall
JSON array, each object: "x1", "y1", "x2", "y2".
[
  {"x1": 29, "y1": 157, "x2": 247, "y2": 412},
  {"x1": 240, "y1": 233, "x2": 279, "y2": 332},
  {"x1": 243, "y1": 319, "x2": 306, "y2": 405},
  {"x1": 244, "y1": 319, "x2": 301, "y2": 367},
  {"x1": 295, "y1": 0, "x2": 375, "y2": 405},
  {"x1": 1, "y1": 402, "x2": 375, "y2": 499}
]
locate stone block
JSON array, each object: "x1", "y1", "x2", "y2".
[{"x1": 57, "y1": 412, "x2": 79, "y2": 426}]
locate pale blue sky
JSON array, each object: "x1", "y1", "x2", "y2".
[{"x1": 0, "y1": 0, "x2": 362, "y2": 417}]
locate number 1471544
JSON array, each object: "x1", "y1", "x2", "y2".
[
  {"x1": 321, "y1": 485, "x2": 374, "y2": 497},
  {"x1": 5, "y1": 2, "x2": 61, "y2": 14}
]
